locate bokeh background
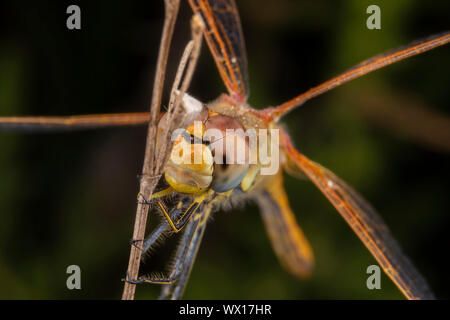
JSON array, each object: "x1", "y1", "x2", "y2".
[{"x1": 0, "y1": 0, "x2": 448, "y2": 299}]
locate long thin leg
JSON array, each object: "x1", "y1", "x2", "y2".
[
  {"x1": 128, "y1": 210, "x2": 202, "y2": 285},
  {"x1": 140, "y1": 188, "x2": 208, "y2": 234},
  {"x1": 157, "y1": 199, "x2": 203, "y2": 233},
  {"x1": 138, "y1": 190, "x2": 204, "y2": 234},
  {"x1": 159, "y1": 208, "x2": 210, "y2": 300},
  {"x1": 140, "y1": 203, "x2": 189, "y2": 255},
  {"x1": 136, "y1": 197, "x2": 189, "y2": 254},
  {"x1": 139, "y1": 221, "x2": 169, "y2": 254}
]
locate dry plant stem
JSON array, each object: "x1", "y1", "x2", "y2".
[
  {"x1": 154, "y1": 41, "x2": 194, "y2": 174},
  {"x1": 122, "y1": 0, "x2": 180, "y2": 300},
  {"x1": 146, "y1": 0, "x2": 180, "y2": 184},
  {"x1": 155, "y1": 14, "x2": 205, "y2": 174},
  {"x1": 121, "y1": 4, "x2": 205, "y2": 300}
]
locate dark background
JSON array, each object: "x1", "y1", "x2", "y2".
[{"x1": 0, "y1": 0, "x2": 448, "y2": 299}]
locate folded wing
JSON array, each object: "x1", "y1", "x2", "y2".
[
  {"x1": 256, "y1": 172, "x2": 314, "y2": 279},
  {"x1": 283, "y1": 134, "x2": 435, "y2": 299}
]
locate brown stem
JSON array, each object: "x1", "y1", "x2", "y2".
[
  {"x1": 121, "y1": 0, "x2": 180, "y2": 300},
  {"x1": 121, "y1": 3, "x2": 205, "y2": 300}
]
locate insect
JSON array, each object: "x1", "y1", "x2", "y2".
[{"x1": 0, "y1": 0, "x2": 448, "y2": 299}]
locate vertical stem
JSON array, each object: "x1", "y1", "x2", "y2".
[{"x1": 121, "y1": 0, "x2": 180, "y2": 300}]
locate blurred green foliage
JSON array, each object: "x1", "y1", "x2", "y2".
[{"x1": 0, "y1": 0, "x2": 448, "y2": 299}]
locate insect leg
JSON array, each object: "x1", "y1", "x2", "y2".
[
  {"x1": 138, "y1": 188, "x2": 204, "y2": 233},
  {"x1": 159, "y1": 208, "x2": 210, "y2": 300},
  {"x1": 134, "y1": 200, "x2": 185, "y2": 254},
  {"x1": 136, "y1": 222, "x2": 168, "y2": 254},
  {"x1": 126, "y1": 211, "x2": 201, "y2": 285},
  {"x1": 133, "y1": 193, "x2": 203, "y2": 254},
  {"x1": 156, "y1": 199, "x2": 203, "y2": 233},
  {"x1": 136, "y1": 187, "x2": 174, "y2": 205}
]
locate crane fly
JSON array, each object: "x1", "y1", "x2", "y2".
[{"x1": 0, "y1": 0, "x2": 449, "y2": 300}]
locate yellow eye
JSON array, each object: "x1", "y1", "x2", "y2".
[{"x1": 164, "y1": 135, "x2": 213, "y2": 194}]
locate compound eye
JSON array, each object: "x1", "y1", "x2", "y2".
[
  {"x1": 165, "y1": 135, "x2": 214, "y2": 194},
  {"x1": 212, "y1": 161, "x2": 249, "y2": 192},
  {"x1": 204, "y1": 115, "x2": 249, "y2": 192}
]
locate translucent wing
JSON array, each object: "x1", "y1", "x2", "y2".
[
  {"x1": 188, "y1": 0, "x2": 250, "y2": 101},
  {"x1": 282, "y1": 133, "x2": 435, "y2": 300},
  {"x1": 256, "y1": 172, "x2": 314, "y2": 279},
  {"x1": 269, "y1": 31, "x2": 450, "y2": 120},
  {"x1": 0, "y1": 113, "x2": 150, "y2": 131}
]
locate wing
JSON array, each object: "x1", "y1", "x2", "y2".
[
  {"x1": 188, "y1": 0, "x2": 250, "y2": 101},
  {"x1": 255, "y1": 172, "x2": 314, "y2": 279},
  {"x1": 282, "y1": 133, "x2": 435, "y2": 300},
  {"x1": 269, "y1": 31, "x2": 450, "y2": 120},
  {"x1": 0, "y1": 113, "x2": 150, "y2": 131}
]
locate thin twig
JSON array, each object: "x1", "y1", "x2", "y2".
[
  {"x1": 121, "y1": 3, "x2": 205, "y2": 300},
  {"x1": 155, "y1": 14, "x2": 205, "y2": 174},
  {"x1": 121, "y1": 0, "x2": 180, "y2": 300}
]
